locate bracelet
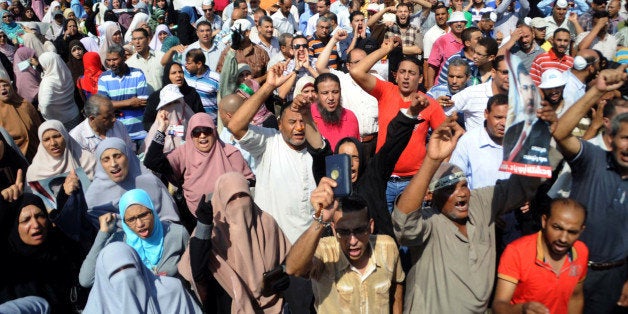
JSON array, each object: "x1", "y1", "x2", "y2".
[{"x1": 312, "y1": 213, "x2": 331, "y2": 227}]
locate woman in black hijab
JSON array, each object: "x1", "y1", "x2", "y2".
[
  {"x1": 65, "y1": 40, "x2": 86, "y2": 110},
  {"x1": 53, "y1": 18, "x2": 84, "y2": 62},
  {"x1": 0, "y1": 193, "x2": 85, "y2": 314},
  {"x1": 0, "y1": 127, "x2": 28, "y2": 208},
  {"x1": 176, "y1": 12, "x2": 197, "y2": 46},
  {"x1": 143, "y1": 62, "x2": 205, "y2": 131}
]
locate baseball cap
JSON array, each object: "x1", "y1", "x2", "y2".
[
  {"x1": 157, "y1": 84, "x2": 184, "y2": 110},
  {"x1": 447, "y1": 11, "x2": 467, "y2": 24},
  {"x1": 538, "y1": 69, "x2": 567, "y2": 89},
  {"x1": 555, "y1": 0, "x2": 569, "y2": 8},
  {"x1": 428, "y1": 163, "x2": 467, "y2": 192},
  {"x1": 530, "y1": 17, "x2": 548, "y2": 29}
]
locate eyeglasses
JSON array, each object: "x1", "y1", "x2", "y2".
[
  {"x1": 292, "y1": 43, "x2": 308, "y2": 49},
  {"x1": 124, "y1": 211, "x2": 153, "y2": 224},
  {"x1": 191, "y1": 126, "x2": 213, "y2": 137},
  {"x1": 335, "y1": 225, "x2": 369, "y2": 239},
  {"x1": 347, "y1": 59, "x2": 362, "y2": 65}
]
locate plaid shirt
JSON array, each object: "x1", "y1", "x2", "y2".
[{"x1": 385, "y1": 24, "x2": 423, "y2": 57}]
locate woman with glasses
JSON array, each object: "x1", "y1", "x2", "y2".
[
  {"x1": 79, "y1": 189, "x2": 190, "y2": 288},
  {"x1": 0, "y1": 10, "x2": 23, "y2": 45},
  {"x1": 144, "y1": 113, "x2": 254, "y2": 221}
]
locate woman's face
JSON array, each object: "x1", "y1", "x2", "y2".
[
  {"x1": 301, "y1": 85, "x2": 316, "y2": 103},
  {"x1": 191, "y1": 126, "x2": 215, "y2": 153},
  {"x1": 25, "y1": 9, "x2": 34, "y2": 18},
  {"x1": 112, "y1": 0, "x2": 121, "y2": 9},
  {"x1": 100, "y1": 148, "x2": 130, "y2": 183},
  {"x1": 168, "y1": 63, "x2": 184, "y2": 86},
  {"x1": 66, "y1": 19, "x2": 78, "y2": 36},
  {"x1": 18, "y1": 205, "x2": 48, "y2": 246},
  {"x1": 42, "y1": 129, "x2": 66, "y2": 158},
  {"x1": 2, "y1": 12, "x2": 14, "y2": 24},
  {"x1": 124, "y1": 204, "x2": 155, "y2": 239},
  {"x1": 0, "y1": 80, "x2": 11, "y2": 102},
  {"x1": 158, "y1": 30, "x2": 168, "y2": 42},
  {"x1": 157, "y1": 0, "x2": 166, "y2": 8},
  {"x1": 71, "y1": 45, "x2": 84, "y2": 59},
  {"x1": 112, "y1": 30, "x2": 122, "y2": 44},
  {"x1": 237, "y1": 70, "x2": 252, "y2": 85},
  {"x1": 0, "y1": 32, "x2": 6, "y2": 45}
]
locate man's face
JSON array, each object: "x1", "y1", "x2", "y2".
[
  {"x1": 237, "y1": 1, "x2": 248, "y2": 11},
  {"x1": 131, "y1": 31, "x2": 149, "y2": 55},
  {"x1": 436, "y1": 180, "x2": 470, "y2": 222},
  {"x1": 533, "y1": 27, "x2": 546, "y2": 40},
  {"x1": 279, "y1": 109, "x2": 306, "y2": 150},
  {"x1": 479, "y1": 19, "x2": 494, "y2": 32},
  {"x1": 100, "y1": 148, "x2": 129, "y2": 183},
  {"x1": 202, "y1": 4, "x2": 214, "y2": 19},
  {"x1": 553, "y1": 6, "x2": 567, "y2": 21},
  {"x1": 473, "y1": 45, "x2": 492, "y2": 67},
  {"x1": 608, "y1": 0, "x2": 620, "y2": 17},
  {"x1": 92, "y1": 104, "x2": 116, "y2": 131},
  {"x1": 292, "y1": 38, "x2": 308, "y2": 61},
  {"x1": 466, "y1": 31, "x2": 483, "y2": 49},
  {"x1": 591, "y1": 0, "x2": 607, "y2": 11},
  {"x1": 280, "y1": 37, "x2": 293, "y2": 57},
  {"x1": 184, "y1": 58, "x2": 200, "y2": 74},
  {"x1": 491, "y1": 60, "x2": 510, "y2": 93},
  {"x1": 316, "y1": 79, "x2": 341, "y2": 113},
  {"x1": 447, "y1": 65, "x2": 469, "y2": 94},
  {"x1": 450, "y1": 21, "x2": 466, "y2": 35},
  {"x1": 518, "y1": 27, "x2": 534, "y2": 51},
  {"x1": 396, "y1": 5, "x2": 409, "y2": 24},
  {"x1": 396, "y1": 60, "x2": 422, "y2": 95},
  {"x1": 197, "y1": 25, "x2": 212, "y2": 44},
  {"x1": 338, "y1": 142, "x2": 360, "y2": 183},
  {"x1": 106, "y1": 52, "x2": 124, "y2": 72},
  {"x1": 249, "y1": 0, "x2": 260, "y2": 10},
  {"x1": 346, "y1": 49, "x2": 366, "y2": 71},
  {"x1": 541, "y1": 205, "x2": 585, "y2": 259},
  {"x1": 316, "y1": 0, "x2": 329, "y2": 14},
  {"x1": 611, "y1": 122, "x2": 628, "y2": 172},
  {"x1": 542, "y1": 86, "x2": 565, "y2": 105},
  {"x1": 316, "y1": 21, "x2": 331, "y2": 39},
  {"x1": 485, "y1": 104, "x2": 508, "y2": 139},
  {"x1": 332, "y1": 209, "x2": 373, "y2": 262},
  {"x1": 451, "y1": 0, "x2": 463, "y2": 9},
  {"x1": 551, "y1": 31, "x2": 570, "y2": 55},
  {"x1": 434, "y1": 8, "x2": 449, "y2": 27},
  {"x1": 517, "y1": 72, "x2": 537, "y2": 119},
  {"x1": 258, "y1": 20, "x2": 274, "y2": 40},
  {"x1": 351, "y1": 13, "x2": 365, "y2": 33},
  {"x1": 280, "y1": 0, "x2": 292, "y2": 14}
]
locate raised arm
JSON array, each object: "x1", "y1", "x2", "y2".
[
  {"x1": 367, "y1": 6, "x2": 395, "y2": 27},
  {"x1": 349, "y1": 36, "x2": 400, "y2": 93},
  {"x1": 285, "y1": 177, "x2": 338, "y2": 277},
  {"x1": 576, "y1": 16, "x2": 607, "y2": 51},
  {"x1": 396, "y1": 115, "x2": 465, "y2": 214},
  {"x1": 316, "y1": 30, "x2": 348, "y2": 74},
  {"x1": 227, "y1": 63, "x2": 294, "y2": 139},
  {"x1": 553, "y1": 66, "x2": 627, "y2": 158}
]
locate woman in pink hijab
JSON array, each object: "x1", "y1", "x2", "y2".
[{"x1": 143, "y1": 112, "x2": 254, "y2": 217}]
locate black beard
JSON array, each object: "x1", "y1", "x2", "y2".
[
  {"x1": 318, "y1": 103, "x2": 343, "y2": 125},
  {"x1": 396, "y1": 17, "x2": 409, "y2": 28},
  {"x1": 548, "y1": 96, "x2": 563, "y2": 108}
]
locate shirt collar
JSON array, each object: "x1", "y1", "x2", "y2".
[
  {"x1": 335, "y1": 235, "x2": 381, "y2": 275},
  {"x1": 535, "y1": 231, "x2": 577, "y2": 263},
  {"x1": 134, "y1": 50, "x2": 156, "y2": 60},
  {"x1": 479, "y1": 127, "x2": 501, "y2": 148}
]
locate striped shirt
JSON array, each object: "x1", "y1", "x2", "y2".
[
  {"x1": 97, "y1": 67, "x2": 149, "y2": 140},
  {"x1": 184, "y1": 67, "x2": 220, "y2": 121},
  {"x1": 437, "y1": 49, "x2": 480, "y2": 87},
  {"x1": 309, "y1": 34, "x2": 340, "y2": 70},
  {"x1": 529, "y1": 50, "x2": 574, "y2": 86}
]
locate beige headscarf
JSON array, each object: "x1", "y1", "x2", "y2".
[
  {"x1": 179, "y1": 172, "x2": 291, "y2": 313},
  {"x1": 26, "y1": 120, "x2": 96, "y2": 182}
]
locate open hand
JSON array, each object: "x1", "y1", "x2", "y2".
[
  {"x1": 266, "y1": 62, "x2": 293, "y2": 88},
  {"x1": 427, "y1": 114, "x2": 465, "y2": 161}
]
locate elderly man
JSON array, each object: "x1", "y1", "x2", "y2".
[
  {"x1": 69, "y1": 94, "x2": 134, "y2": 153},
  {"x1": 551, "y1": 65, "x2": 628, "y2": 314},
  {"x1": 492, "y1": 198, "x2": 588, "y2": 314},
  {"x1": 285, "y1": 191, "x2": 405, "y2": 314},
  {"x1": 305, "y1": 0, "x2": 330, "y2": 37},
  {"x1": 530, "y1": 28, "x2": 574, "y2": 86},
  {"x1": 268, "y1": 33, "x2": 294, "y2": 68},
  {"x1": 392, "y1": 114, "x2": 544, "y2": 313},
  {"x1": 564, "y1": 49, "x2": 601, "y2": 107},
  {"x1": 308, "y1": 16, "x2": 340, "y2": 69}
]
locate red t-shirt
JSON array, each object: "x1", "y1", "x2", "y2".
[
  {"x1": 498, "y1": 232, "x2": 589, "y2": 314},
  {"x1": 370, "y1": 79, "x2": 446, "y2": 176},
  {"x1": 311, "y1": 104, "x2": 360, "y2": 150}
]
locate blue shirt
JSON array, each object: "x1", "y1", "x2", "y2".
[
  {"x1": 97, "y1": 67, "x2": 149, "y2": 140},
  {"x1": 184, "y1": 68, "x2": 220, "y2": 120},
  {"x1": 437, "y1": 49, "x2": 480, "y2": 87}
]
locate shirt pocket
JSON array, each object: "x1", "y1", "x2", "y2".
[
  {"x1": 374, "y1": 280, "x2": 392, "y2": 313},
  {"x1": 336, "y1": 283, "x2": 354, "y2": 311}
]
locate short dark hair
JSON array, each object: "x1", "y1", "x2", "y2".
[
  {"x1": 234, "y1": 0, "x2": 247, "y2": 7},
  {"x1": 462, "y1": 26, "x2": 480, "y2": 43},
  {"x1": 292, "y1": 34, "x2": 308, "y2": 44},
  {"x1": 258, "y1": 15, "x2": 273, "y2": 26},
  {"x1": 196, "y1": 20, "x2": 211, "y2": 29},
  {"x1": 397, "y1": 2, "x2": 412, "y2": 10},
  {"x1": 486, "y1": 94, "x2": 508, "y2": 112},
  {"x1": 492, "y1": 54, "x2": 505, "y2": 70},
  {"x1": 400, "y1": 56, "x2": 423, "y2": 75},
  {"x1": 314, "y1": 72, "x2": 340, "y2": 92},
  {"x1": 132, "y1": 27, "x2": 149, "y2": 39},
  {"x1": 278, "y1": 33, "x2": 294, "y2": 47},
  {"x1": 553, "y1": 27, "x2": 571, "y2": 38},
  {"x1": 349, "y1": 10, "x2": 364, "y2": 22},
  {"x1": 547, "y1": 198, "x2": 587, "y2": 225},
  {"x1": 592, "y1": 10, "x2": 610, "y2": 19},
  {"x1": 186, "y1": 48, "x2": 206, "y2": 64},
  {"x1": 339, "y1": 194, "x2": 369, "y2": 216},
  {"x1": 610, "y1": 112, "x2": 628, "y2": 137},
  {"x1": 324, "y1": 12, "x2": 337, "y2": 23},
  {"x1": 477, "y1": 36, "x2": 498, "y2": 56},
  {"x1": 604, "y1": 98, "x2": 626, "y2": 119}
]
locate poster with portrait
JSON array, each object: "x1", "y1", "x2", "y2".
[
  {"x1": 28, "y1": 168, "x2": 91, "y2": 210},
  {"x1": 499, "y1": 53, "x2": 552, "y2": 178}
]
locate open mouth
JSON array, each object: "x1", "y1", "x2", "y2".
[
  {"x1": 348, "y1": 247, "x2": 362, "y2": 257},
  {"x1": 110, "y1": 168, "x2": 122, "y2": 177},
  {"x1": 137, "y1": 228, "x2": 150, "y2": 238},
  {"x1": 30, "y1": 230, "x2": 44, "y2": 240},
  {"x1": 0, "y1": 90, "x2": 8, "y2": 96},
  {"x1": 454, "y1": 200, "x2": 468, "y2": 211}
]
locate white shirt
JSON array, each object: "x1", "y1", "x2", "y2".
[
  {"x1": 69, "y1": 119, "x2": 134, "y2": 153},
  {"x1": 575, "y1": 32, "x2": 618, "y2": 61},
  {"x1": 125, "y1": 50, "x2": 165, "y2": 94},
  {"x1": 271, "y1": 10, "x2": 298, "y2": 35},
  {"x1": 330, "y1": 69, "x2": 379, "y2": 136},
  {"x1": 236, "y1": 125, "x2": 316, "y2": 243},
  {"x1": 563, "y1": 70, "x2": 586, "y2": 109},
  {"x1": 423, "y1": 25, "x2": 448, "y2": 63},
  {"x1": 252, "y1": 36, "x2": 281, "y2": 60},
  {"x1": 449, "y1": 127, "x2": 511, "y2": 189},
  {"x1": 450, "y1": 81, "x2": 494, "y2": 131},
  {"x1": 305, "y1": 13, "x2": 320, "y2": 37}
]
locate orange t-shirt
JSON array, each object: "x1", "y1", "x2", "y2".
[{"x1": 370, "y1": 79, "x2": 446, "y2": 177}]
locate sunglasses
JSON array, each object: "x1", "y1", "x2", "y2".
[
  {"x1": 292, "y1": 43, "x2": 308, "y2": 49},
  {"x1": 191, "y1": 126, "x2": 213, "y2": 137},
  {"x1": 335, "y1": 225, "x2": 369, "y2": 239}
]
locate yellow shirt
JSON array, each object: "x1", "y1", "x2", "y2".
[{"x1": 310, "y1": 235, "x2": 405, "y2": 314}]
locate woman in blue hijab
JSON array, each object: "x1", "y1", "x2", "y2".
[{"x1": 0, "y1": 10, "x2": 24, "y2": 44}]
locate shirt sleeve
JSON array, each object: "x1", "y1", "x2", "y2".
[
  {"x1": 497, "y1": 242, "x2": 522, "y2": 284},
  {"x1": 236, "y1": 125, "x2": 275, "y2": 159}
]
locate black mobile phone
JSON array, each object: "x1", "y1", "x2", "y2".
[{"x1": 325, "y1": 154, "x2": 352, "y2": 198}]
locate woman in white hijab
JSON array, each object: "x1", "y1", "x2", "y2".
[
  {"x1": 26, "y1": 120, "x2": 96, "y2": 182},
  {"x1": 98, "y1": 22, "x2": 122, "y2": 67},
  {"x1": 37, "y1": 52, "x2": 82, "y2": 131},
  {"x1": 143, "y1": 84, "x2": 194, "y2": 154},
  {"x1": 41, "y1": 0, "x2": 61, "y2": 23},
  {"x1": 83, "y1": 242, "x2": 202, "y2": 314},
  {"x1": 148, "y1": 24, "x2": 171, "y2": 52},
  {"x1": 123, "y1": 12, "x2": 149, "y2": 44},
  {"x1": 21, "y1": 23, "x2": 56, "y2": 57}
]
